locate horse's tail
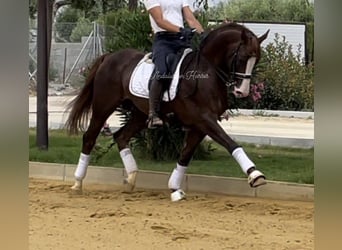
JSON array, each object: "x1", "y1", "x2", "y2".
[{"x1": 65, "y1": 53, "x2": 108, "y2": 135}]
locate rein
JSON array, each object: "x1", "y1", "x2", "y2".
[{"x1": 212, "y1": 42, "x2": 252, "y2": 91}]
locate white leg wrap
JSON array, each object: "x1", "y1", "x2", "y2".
[
  {"x1": 120, "y1": 148, "x2": 138, "y2": 174},
  {"x1": 168, "y1": 163, "x2": 187, "y2": 190},
  {"x1": 74, "y1": 153, "x2": 90, "y2": 180},
  {"x1": 232, "y1": 147, "x2": 255, "y2": 175}
]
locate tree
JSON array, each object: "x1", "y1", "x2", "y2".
[
  {"x1": 208, "y1": 0, "x2": 314, "y2": 23},
  {"x1": 128, "y1": 0, "x2": 137, "y2": 11},
  {"x1": 29, "y1": 0, "x2": 38, "y2": 19},
  {"x1": 54, "y1": 6, "x2": 83, "y2": 42}
]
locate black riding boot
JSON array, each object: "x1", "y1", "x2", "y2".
[{"x1": 147, "y1": 79, "x2": 164, "y2": 128}]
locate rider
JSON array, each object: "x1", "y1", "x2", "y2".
[{"x1": 143, "y1": 0, "x2": 204, "y2": 128}]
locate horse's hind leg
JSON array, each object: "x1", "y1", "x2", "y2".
[
  {"x1": 71, "y1": 110, "x2": 115, "y2": 192},
  {"x1": 113, "y1": 108, "x2": 147, "y2": 192},
  {"x1": 168, "y1": 129, "x2": 205, "y2": 201}
]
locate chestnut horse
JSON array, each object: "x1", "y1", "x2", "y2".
[{"x1": 65, "y1": 23, "x2": 269, "y2": 201}]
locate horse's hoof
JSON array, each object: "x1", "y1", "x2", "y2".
[
  {"x1": 123, "y1": 179, "x2": 135, "y2": 193},
  {"x1": 170, "y1": 189, "x2": 186, "y2": 202},
  {"x1": 248, "y1": 170, "x2": 266, "y2": 187},
  {"x1": 123, "y1": 171, "x2": 137, "y2": 193},
  {"x1": 70, "y1": 180, "x2": 83, "y2": 194}
]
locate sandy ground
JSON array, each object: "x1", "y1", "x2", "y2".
[{"x1": 29, "y1": 178, "x2": 313, "y2": 250}]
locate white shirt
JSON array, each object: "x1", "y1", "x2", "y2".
[{"x1": 144, "y1": 0, "x2": 190, "y2": 33}]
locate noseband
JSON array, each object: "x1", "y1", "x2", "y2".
[
  {"x1": 229, "y1": 43, "x2": 252, "y2": 80},
  {"x1": 215, "y1": 42, "x2": 254, "y2": 90}
]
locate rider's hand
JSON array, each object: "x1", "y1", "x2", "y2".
[
  {"x1": 179, "y1": 27, "x2": 196, "y2": 41},
  {"x1": 199, "y1": 32, "x2": 207, "y2": 42}
]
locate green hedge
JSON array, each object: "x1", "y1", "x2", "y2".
[
  {"x1": 101, "y1": 8, "x2": 153, "y2": 53},
  {"x1": 254, "y1": 34, "x2": 314, "y2": 111}
]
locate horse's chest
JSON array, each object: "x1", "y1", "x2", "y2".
[{"x1": 205, "y1": 91, "x2": 227, "y2": 114}]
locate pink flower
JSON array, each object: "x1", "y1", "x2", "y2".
[
  {"x1": 252, "y1": 91, "x2": 261, "y2": 102},
  {"x1": 257, "y1": 81, "x2": 264, "y2": 90},
  {"x1": 250, "y1": 82, "x2": 264, "y2": 102}
]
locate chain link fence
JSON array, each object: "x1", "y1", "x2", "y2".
[{"x1": 29, "y1": 22, "x2": 107, "y2": 95}]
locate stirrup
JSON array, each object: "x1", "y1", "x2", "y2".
[
  {"x1": 248, "y1": 170, "x2": 266, "y2": 187},
  {"x1": 147, "y1": 115, "x2": 163, "y2": 129}
]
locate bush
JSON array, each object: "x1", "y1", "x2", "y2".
[
  {"x1": 254, "y1": 33, "x2": 314, "y2": 111},
  {"x1": 101, "y1": 8, "x2": 153, "y2": 52},
  {"x1": 130, "y1": 124, "x2": 215, "y2": 161},
  {"x1": 70, "y1": 17, "x2": 93, "y2": 42},
  {"x1": 114, "y1": 107, "x2": 215, "y2": 162},
  {"x1": 55, "y1": 7, "x2": 82, "y2": 42}
]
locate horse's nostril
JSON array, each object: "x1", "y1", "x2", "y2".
[
  {"x1": 233, "y1": 90, "x2": 248, "y2": 98},
  {"x1": 235, "y1": 91, "x2": 243, "y2": 97}
]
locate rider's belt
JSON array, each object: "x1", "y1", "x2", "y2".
[{"x1": 155, "y1": 31, "x2": 181, "y2": 39}]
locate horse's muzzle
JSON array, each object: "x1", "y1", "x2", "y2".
[
  {"x1": 233, "y1": 78, "x2": 250, "y2": 98},
  {"x1": 232, "y1": 56, "x2": 256, "y2": 98}
]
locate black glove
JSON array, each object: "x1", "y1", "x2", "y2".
[
  {"x1": 179, "y1": 27, "x2": 196, "y2": 41},
  {"x1": 200, "y1": 32, "x2": 207, "y2": 42}
]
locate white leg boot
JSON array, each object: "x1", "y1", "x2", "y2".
[
  {"x1": 232, "y1": 147, "x2": 266, "y2": 187},
  {"x1": 168, "y1": 163, "x2": 187, "y2": 202},
  {"x1": 120, "y1": 148, "x2": 138, "y2": 192},
  {"x1": 71, "y1": 153, "x2": 90, "y2": 192}
]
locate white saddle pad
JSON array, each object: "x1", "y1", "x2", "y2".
[{"x1": 129, "y1": 48, "x2": 192, "y2": 102}]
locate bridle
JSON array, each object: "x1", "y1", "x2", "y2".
[
  {"x1": 186, "y1": 30, "x2": 258, "y2": 97},
  {"x1": 215, "y1": 42, "x2": 254, "y2": 90}
]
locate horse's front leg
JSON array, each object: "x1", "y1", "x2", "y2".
[
  {"x1": 168, "y1": 128, "x2": 205, "y2": 201},
  {"x1": 196, "y1": 114, "x2": 266, "y2": 187}
]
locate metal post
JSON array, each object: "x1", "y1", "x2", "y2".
[
  {"x1": 36, "y1": 0, "x2": 49, "y2": 150},
  {"x1": 62, "y1": 47, "x2": 67, "y2": 84},
  {"x1": 97, "y1": 23, "x2": 103, "y2": 55},
  {"x1": 93, "y1": 21, "x2": 97, "y2": 60}
]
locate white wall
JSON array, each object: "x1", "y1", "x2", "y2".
[{"x1": 239, "y1": 22, "x2": 306, "y2": 61}]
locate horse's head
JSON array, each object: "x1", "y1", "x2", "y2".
[{"x1": 200, "y1": 23, "x2": 269, "y2": 98}]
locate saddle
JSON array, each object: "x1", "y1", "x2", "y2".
[
  {"x1": 148, "y1": 49, "x2": 185, "y2": 91},
  {"x1": 129, "y1": 48, "x2": 192, "y2": 102}
]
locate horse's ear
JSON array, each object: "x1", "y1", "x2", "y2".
[
  {"x1": 258, "y1": 29, "x2": 270, "y2": 44},
  {"x1": 241, "y1": 29, "x2": 252, "y2": 44}
]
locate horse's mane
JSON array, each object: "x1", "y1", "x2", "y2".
[
  {"x1": 214, "y1": 22, "x2": 246, "y2": 32},
  {"x1": 200, "y1": 22, "x2": 254, "y2": 49}
]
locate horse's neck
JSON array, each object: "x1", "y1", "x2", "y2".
[{"x1": 200, "y1": 32, "x2": 239, "y2": 67}]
